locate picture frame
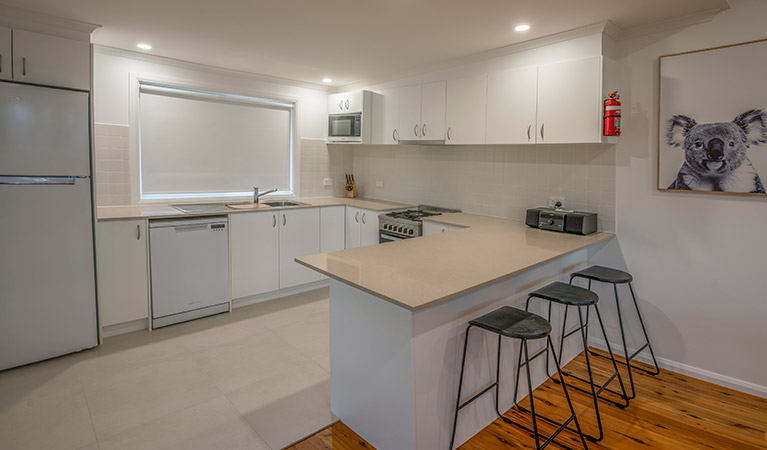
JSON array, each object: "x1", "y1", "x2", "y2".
[{"x1": 657, "y1": 38, "x2": 767, "y2": 196}]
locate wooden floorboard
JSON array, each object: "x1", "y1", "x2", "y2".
[{"x1": 286, "y1": 348, "x2": 767, "y2": 450}]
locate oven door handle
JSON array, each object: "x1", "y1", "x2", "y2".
[{"x1": 379, "y1": 231, "x2": 408, "y2": 244}]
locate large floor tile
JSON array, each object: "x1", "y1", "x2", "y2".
[
  {"x1": 0, "y1": 386, "x2": 96, "y2": 450},
  {"x1": 227, "y1": 359, "x2": 333, "y2": 450},
  {"x1": 83, "y1": 356, "x2": 220, "y2": 441},
  {"x1": 273, "y1": 312, "x2": 330, "y2": 360},
  {"x1": 193, "y1": 329, "x2": 309, "y2": 393},
  {"x1": 233, "y1": 292, "x2": 328, "y2": 330},
  {"x1": 98, "y1": 396, "x2": 269, "y2": 450},
  {"x1": 0, "y1": 350, "x2": 85, "y2": 407},
  {"x1": 75, "y1": 444, "x2": 99, "y2": 450}
]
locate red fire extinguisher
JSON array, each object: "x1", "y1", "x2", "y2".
[{"x1": 603, "y1": 91, "x2": 621, "y2": 136}]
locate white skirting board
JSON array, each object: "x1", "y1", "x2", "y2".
[{"x1": 588, "y1": 337, "x2": 767, "y2": 399}]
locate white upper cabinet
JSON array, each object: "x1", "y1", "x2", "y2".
[
  {"x1": 0, "y1": 27, "x2": 11, "y2": 81},
  {"x1": 420, "y1": 81, "x2": 446, "y2": 140},
  {"x1": 279, "y1": 208, "x2": 320, "y2": 289},
  {"x1": 396, "y1": 81, "x2": 446, "y2": 141},
  {"x1": 397, "y1": 85, "x2": 423, "y2": 140},
  {"x1": 230, "y1": 212, "x2": 279, "y2": 299},
  {"x1": 96, "y1": 220, "x2": 149, "y2": 327},
  {"x1": 372, "y1": 89, "x2": 400, "y2": 144},
  {"x1": 486, "y1": 66, "x2": 538, "y2": 144},
  {"x1": 445, "y1": 74, "x2": 487, "y2": 145},
  {"x1": 12, "y1": 30, "x2": 90, "y2": 91},
  {"x1": 536, "y1": 56, "x2": 602, "y2": 144},
  {"x1": 329, "y1": 90, "x2": 365, "y2": 113}
]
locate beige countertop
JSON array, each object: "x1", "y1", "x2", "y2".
[
  {"x1": 296, "y1": 213, "x2": 614, "y2": 311},
  {"x1": 97, "y1": 197, "x2": 413, "y2": 221}
]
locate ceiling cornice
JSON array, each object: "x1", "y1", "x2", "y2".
[
  {"x1": 94, "y1": 45, "x2": 332, "y2": 93},
  {"x1": 0, "y1": 5, "x2": 100, "y2": 41}
]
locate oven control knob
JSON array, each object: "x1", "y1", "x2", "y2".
[
  {"x1": 384, "y1": 224, "x2": 389, "y2": 230},
  {"x1": 408, "y1": 229, "x2": 414, "y2": 235},
  {"x1": 397, "y1": 227, "x2": 403, "y2": 233},
  {"x1": 548, "y1": 219, "x2": 555, "y2": 225}
]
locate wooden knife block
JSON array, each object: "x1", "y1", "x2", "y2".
[{"x1": 345, "y1": 180, "x2": 357, "y2": 198}]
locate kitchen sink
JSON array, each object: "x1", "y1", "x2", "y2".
[
  {"x1": 171, "y1": 203, "x2": 232, "y2": 213},
  {"x1": 262, "y1": 200, "x2": 308, "y2": 207}
]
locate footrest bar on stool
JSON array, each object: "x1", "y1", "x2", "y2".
[
  {"x1": 559, "y1": 370, "x2": 628, "y2": 409},
  {"x1": 457, "y1": 382, "x2": 498, "y2": 411},
  {"x1": 518, "y1": 346, "x2": 549, "y2": 368},
  {"x1": 588, "y1": 347, "x2": 659, "y2": 375},
  {"x1": 562, "y1": 325, "x2": 586, "y2": 340},
  {"x1": 513, "y1": 405, "x2": 598, "y2": 445}
]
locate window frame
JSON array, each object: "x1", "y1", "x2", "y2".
[{"x1": 128, "y1": 73, "x2": 301, "y2": 204}]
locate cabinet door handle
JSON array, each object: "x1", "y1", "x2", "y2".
[
  {"x1": 422, "y1": 124, "x2": 427, "y2": 137},
  {"x1": 392, "y1": 129, "x2": 399, "y2": 142},
  {"x1": 527, "y1": 124, "x2": 531, "y2": 141},
  {"x1": 282, "y1": 214, "x2": 286, "y2": 226},
  {"x1": 414, "y1": 124, "x2": 419, "y2": 137},
  {"x1": 361, "y1": 212, "x2": 366, "y2": 224},
  {"x1": 447, "y1": 127, "x2": 452, "y2": 141},
  {"x1": 355, "y1": 211, "x2": 359, "y2": 223},
  {"x1": 272, "y1": 215, "x2": 277, "y2": 227},
  {"x1": 345, "y1": 98, "x2": 350, "y2": 110},
  {"x1": 0, "y1": 54, "x2": 3, "y2": 73},
  {"x1": 22, "y1": 57, "x2": 27, "y2": 76},
  {"x1": 136, "y1": 224, "x2": 141, "y2": 240},
  {"x1": 339, "y1": 100, "x2": 343, "y2": 111},
  {"x1": 540, "y1": 123, "x2": 545, "y2": 141}
]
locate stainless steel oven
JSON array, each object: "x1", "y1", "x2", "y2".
[{"x1": 328, "y1": 113, "x2": 362, "y2": 142}]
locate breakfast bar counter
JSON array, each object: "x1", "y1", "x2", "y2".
[{"x1": 296, "y1": 215, "x2": 613, "y2": 450}]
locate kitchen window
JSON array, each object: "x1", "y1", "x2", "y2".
[{"x1": 138, "y1": 82, "x2": 295, "y2": 200}]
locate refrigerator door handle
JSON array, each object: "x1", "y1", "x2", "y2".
[{"x1": 0, "y1": 176, "x2": 82, "y2": 185}]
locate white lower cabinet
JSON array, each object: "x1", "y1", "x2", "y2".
[
  {"x1": 423, "y1": 221, "x2": 459, "y2": 236},
  {"x1": 279, "y1": 208, "x2": 320, "y2": 289},
  {"x1": 230, "y1": 211, "x2": 279, "y2": 299},
  {"x1": 321, "y1": 206, "x2": 346, "y2": 253},
  {"x1": 96, "y1": 219, "x2": 149, "y2": 327},
  {"x1": 346, "y1": 207, "x2": 380, "y2": 248}
]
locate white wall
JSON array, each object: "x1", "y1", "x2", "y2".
[{"x1": 588, "y1": 0, "x2": 767, "y2": 396}]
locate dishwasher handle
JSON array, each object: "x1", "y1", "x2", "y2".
[{"x1": 172, "y1": 224, "x2": 209, "y2": 232}]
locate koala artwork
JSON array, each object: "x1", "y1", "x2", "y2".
[{"x1": 666, "y1": 109, "x2": 767, "y2": 193}]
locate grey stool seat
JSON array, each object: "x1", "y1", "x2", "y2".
[
  {"x1": 469, "y1": 306, "x2": 552, "y2": 339},
  {"x1": 529, "y1": 282, "x2": 598, "y2": 306},
  {"x1": 571, "y1": 265, "x2": 633, "y2": 284}
]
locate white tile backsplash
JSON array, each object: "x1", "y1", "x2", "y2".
[
  {"x1": 353, "y1": 144, "x2": 616, "y2": 232},
  {"x1": 94, "y1": 124, "x2": 131, "y2": 206},
  {"x1": 299, "y1": 139, "x2": 354, "y2": 198}
]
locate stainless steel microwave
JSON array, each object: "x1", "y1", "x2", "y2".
[{"x1": 328, "y1": 113, "x2": 362, "y2": 142}]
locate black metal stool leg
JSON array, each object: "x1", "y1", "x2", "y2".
[
  {"x1": 628, "y1": 283, "x2": 661, "y2": 375},
  {"x1": 449, "y1": 324, "x2": 473, "y2": 450},
  {"x1": 592, "y1": 304, "x2": 630, "y2": 407},
  {"x1": 549, "y1": 336, "x2": 590, "y2": 450},
  {"x1": 613, "y1": 283, "x2": 637, "y2": 399},
  {"x1": 493, "y1": 334, "x2": 506, "y2": 419}
]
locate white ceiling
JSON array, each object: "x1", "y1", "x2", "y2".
[{"x1": 1, "y1": 0, "x2": 730, "y2": 87}]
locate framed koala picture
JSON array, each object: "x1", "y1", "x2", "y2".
[{"x1": 658, "y1": 38, "x2": 767, "y2": 196}]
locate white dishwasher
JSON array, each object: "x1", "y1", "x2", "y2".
[{"x1": 149, "y1": 216, "x2": 230, "y2": 328}]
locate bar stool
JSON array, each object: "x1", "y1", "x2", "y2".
[
  {"x1": 449, "y1": 306, "x2": 588, "y2": 450},
  {"x1": 570, "y1": 266, "x2": 660, "y2": 399},
  {"x1": 524, "y1": 282, "x2": 629, "y2": 443}
]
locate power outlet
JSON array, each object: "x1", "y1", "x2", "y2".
[
  {"x1": 549, "y1": 196, "x2": 565, "y2": 209},
  {"x1": 376, "y1": 180, "x2": 384, "y2": 188},
  {"x1": 323, "y1": 178, "x2": 333, "y2": 186}
]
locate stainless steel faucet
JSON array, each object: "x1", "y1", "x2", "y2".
[{"x1": 253, "y1": 186, "x2": 278, "y2": 204}]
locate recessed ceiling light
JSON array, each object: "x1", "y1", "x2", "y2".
[
  {"x1": 137, "y1": 43, "x2": 153, "y2": 50},
  {"x1": 515, "y1": 24, "x2": 531, "y2": 32},
  {"x1": 322, "y1": 78, "x2": 333, "y2": 83}
]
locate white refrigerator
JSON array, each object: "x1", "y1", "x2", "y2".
[{"x1": 0, "y1": 81, "x2": 98, "y2": 371}]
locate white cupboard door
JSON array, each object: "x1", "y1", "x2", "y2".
[
  {"x1": 372, "y1": 89, "x2": 400, "y2": 144},
  {"x1": 397, "y1": 85, "x2": 423, "y2": 140},
  {"x1": 230, "y1": 212, "x2": 279, "y2": 299},
  {"x1": 97, "y1": 220, "x2": 149, "y2": 327},
  {"x1": 12, "y1": 30, "x2": 90, "y2": 91},
  {"x1": 328, "y1": 92, "x2": 346, "y2": 114},
  {"x1": 446, "y1": 75, "x2": 487, "y2": 145},
  {"x1": 345, "y1": 206, "x2": 361, "y2": 249},
  {"x1": 346, "y1": 90, "x2": 363, "y2": 112},
  {"x1": 0, "y1": 27, "x2": 10, "y2": 81},
  {"x1": 420, "y1": 81, "x2": 447, "y2": 140},
  {"x1": 359, "y1": 209, "x2": 380, "y2": 247},
  {"x1": 321, "y1": 206, "x2": 346, "y2": 253},
  {"x1": 537, "y1": 56, "x2": 602, "y2": 144},
  {"x1": 279, "y1": 209, "x2": 320, "y2": 289},
  {"x1": 423, "y1": 221, "x2": 449, "y2": 235},
  {"x1": 486, "y1": 66, "x2": 538, "y2": 144}
]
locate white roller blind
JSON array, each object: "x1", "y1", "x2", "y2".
[{"x1": 139, "y1": 83, "x2": 294, "y2": 198}]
